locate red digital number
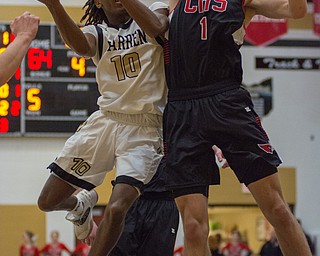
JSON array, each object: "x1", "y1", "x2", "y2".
[
  {"x1": 28, "y1": 48, "x2": 53, "y2": 70},
  {"x1": 15, "y1": 67, "x2": 21, "y2": 80},
  {"x1": 0, "y1": 118, "x2": 9, "y2": 133},
  {"x1": 15, "y1": 84, "x2": 21, "y2": 98},
  {"x1": 11, "y1": 100, "x2": 20, "y2": 116}
]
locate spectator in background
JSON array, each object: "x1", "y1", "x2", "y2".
[
  {"x1": 20, "y1": 230, "x2": 40, "y2": 256},
  {"x1": 173, "y1": 246, "x2": 184, "y2": 256},
  {"x1": 259, "y1": 228, "x2": 282, "y2": 256},
  {"x1": 0, "y1": 12, "x2": 39, "y2": 85},
  {"x1": 39, "y1": 230, "x2": 71, "y2": 256},
  {"x1": 209, "y1": 233, "x2": 223, "y2": 256},
  {"x1": 221, "y1": 230, "x2": 252, "y2": 256},
  {"x1": 72, "y1": 243, "x2": 91, "y2": 256}
]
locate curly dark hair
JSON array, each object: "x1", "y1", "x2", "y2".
[{"x1": 80, "y1": 0, "x2": 108, "y2": 25}]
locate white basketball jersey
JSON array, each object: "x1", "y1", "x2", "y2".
[{"x1": 82, "y1": 2, "x2": 168, "y2": 116}]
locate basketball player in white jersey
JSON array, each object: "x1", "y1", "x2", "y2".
[{"x1": 36, "y1": 0, "x2": 169, "y2": 255}]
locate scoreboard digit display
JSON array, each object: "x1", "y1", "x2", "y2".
[{"x1": 0, "y1": 23, "x2": 99, "y2": 136}]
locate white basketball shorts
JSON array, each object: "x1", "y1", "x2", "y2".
[{"x1": 51, "y1": 110, "x2": 163, "y2": 189}]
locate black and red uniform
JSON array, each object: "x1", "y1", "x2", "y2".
[{"x1": 164, "y1": 0, "x2": 282, "y2": 196}]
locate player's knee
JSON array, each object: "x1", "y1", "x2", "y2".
[
  {"x1": 183, "y1": 218, "x2": 209, "y2": 242},
  {"x1": 106, "y1": 201, "x2": 128, "y2": 224},
  {"x1": 37, "y1": 193, "x2": 55, "y2": 212},
  {"x1": 265, "y1": 202, "x2": 294, "y2": 227}
]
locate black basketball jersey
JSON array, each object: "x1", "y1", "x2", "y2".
[{"x1": 166, "y1": 0, "x2": 245, "y2": 99}]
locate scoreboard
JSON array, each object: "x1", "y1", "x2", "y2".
[{"x1": 0, "y1": 23, "x2": 99, "y2": 136}]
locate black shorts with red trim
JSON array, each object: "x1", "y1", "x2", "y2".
[{"x1": 164, "y1": 86, "x2": 282, "y2": 194}]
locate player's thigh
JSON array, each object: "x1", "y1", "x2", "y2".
[
  {"x1": 115, "y1": 124, "x2": 163, "y2": 185},
  {"x1": 53, "y1": 111, "x2": 116, "y2": 187}
]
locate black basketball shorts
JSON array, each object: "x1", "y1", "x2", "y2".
[{"x1": 164, "y1": 87, "x2": 282, "y2": 193}]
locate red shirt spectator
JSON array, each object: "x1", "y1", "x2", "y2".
[
  {"x1": 221, "y1": 230, "x2": 251, "y2": 256},
  {"x1": 72, "y1": 243, "x2": 91, "y2": 256},
  {"x1": 20, "y1": 230, "x2": 40, "y2": 256},
  {"x1": 20, "y1": 245, "x2": 40, "y2": 256},
  {"x1": 39, "y1": 230, "x2": 71, "y2": 256}
]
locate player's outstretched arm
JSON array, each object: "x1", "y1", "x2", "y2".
[
  {"x1": 0, "y1": 12, "x2": 39, "y2": 84},
  {"x1": 119, "y1": 0, "x2": 169, "y2": 38},
  {"x1": 36, "y1": 0, "x2": 96, "y2": 58},
  {"x1": 245, "y1": 0, "x2": 307, "y2": 20}
]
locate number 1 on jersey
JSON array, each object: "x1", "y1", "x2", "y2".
[{"x1": 200, "y1": 17, "x2": 208, "y2": 40}]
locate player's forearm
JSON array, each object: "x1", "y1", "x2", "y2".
[
  {"x1": 0, "y1": 35, "x2": 32, "y2": 84},
  {"x1": 169, "y1": 0, "x2": 179, "y2": 11},
  {"x1": 119, "y1": 0, "x2": 169, "y2": 38},
  {"x1": 287, "y1": 0, "x2": 307, "y2": 19},
  {"x1": 46, "y1": 3, "x2": 93, "y2": 57},
  {"x1": 246, "y1": 0, "x2": 307, "y2": 19}
]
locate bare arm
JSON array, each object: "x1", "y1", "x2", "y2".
[
  {"x1": 169, "y1": 0, "x2": 180, "y2": 11},
  {"x1": 119, "y1": 0, "x2": 169, "y2": 38},
  {"x1": 0, "y1": 12, "x2": 39, "y2": 85},
  {"x1": 245, "y1": 0, "x2": 307, "y2": 20},
  {"x1": 36, "y1": 0, "x2": 96, "y2": 58}
]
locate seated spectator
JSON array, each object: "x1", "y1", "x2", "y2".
[
  {"x1": 259, "y1": 228, "x2": 283, "y2": 256},
  {"x1": 221, "y1": 229, "x2": 252, "y2": 256},
  {"x1": 209, "y1": 233, "x2": 223, "y2": 256}
]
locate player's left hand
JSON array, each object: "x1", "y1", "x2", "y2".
[{"x1": 212, "y1": 145, "x2": 229, "y2": 169}]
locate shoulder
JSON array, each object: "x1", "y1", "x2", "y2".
[
  {"x1": 149, "y1": 1, "x2": 169, "y2": 11},
  {"x1": 81, "y1": 24, "x2": 100, "y2": 38}
]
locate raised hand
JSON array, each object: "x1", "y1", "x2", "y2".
[{"x1": 10, "y1": 12, "x2": 39, "y2": 40}]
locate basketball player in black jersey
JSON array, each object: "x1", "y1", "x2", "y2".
[{"x1": 165, "y1": 0, "x2": 311, "y2": 255}]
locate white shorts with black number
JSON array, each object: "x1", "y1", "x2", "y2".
[{"x1": 50, "y1": 110, "x2": 163, "y2": 190}]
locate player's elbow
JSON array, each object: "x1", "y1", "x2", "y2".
[
  {"x1": 146, "y1": 18, "x2": 169, "y2": 38},
  {"x1": 70, "y1": 45, "x2": 95, "y2": 58},
  {"x1": 146, "y1": 25, "x2": 168, "y2": 38}
]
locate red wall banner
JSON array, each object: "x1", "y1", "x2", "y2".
[{"x1": 245, "y1": 15, "x2": 288, "y2": 46}]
